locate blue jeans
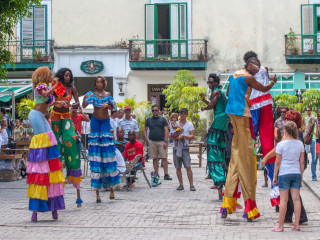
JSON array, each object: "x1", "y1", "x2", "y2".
[
  {"x1": 28, "y1": 109, "x2": 51, "y2": 135},
  {"x1": 306, "y1": 139, "x2": 318, "y2": 179}
]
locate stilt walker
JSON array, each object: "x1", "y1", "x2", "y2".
[
  {"x1": 27, "y1": 67, "x2": 65, "y2": 221},
  {"x1": 220, "y1": 55, "x2": 277, "y2": 221},
  {"x1": 244, "y1": 51, "x2": 279, "y2": 207},
  {"x1": 200, "y1": 74, "x2": 229, "y2": 200},
  {"x1": 51, "y1": 68, "x2": 82, "y2": 207},
  {"x1": 82, "y1": 76, "x2": 120, "y2": 203}
]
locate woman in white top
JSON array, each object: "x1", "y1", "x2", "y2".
[
  {"x1": 0, "y1": 119, "x2": 8, "y2": 146},
  {"x1": 272, "y1": 121, "x2": 305, "y2": 232}
]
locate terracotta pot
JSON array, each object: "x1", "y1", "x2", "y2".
[
  {"x1": 132, "y1": 52, "x2": 140, "y2": 61},
  {"x1": 308, "y1": 49, "x2": 314, "y2": 55}
]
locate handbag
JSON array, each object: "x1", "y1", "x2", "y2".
[{"x1": 303, "y1": 123, "x2": 315, "y2": 145}]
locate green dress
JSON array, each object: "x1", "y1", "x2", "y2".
[{"x1": 207, "y1": 87, "x2": 229, "y2": 189}]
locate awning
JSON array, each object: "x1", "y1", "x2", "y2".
[
  {"x1": 0, "y1": 85, "x2": 32, "y2": 102},
  {"x1": 293, "y1": 72, "x2": 306, "y2": 90}
]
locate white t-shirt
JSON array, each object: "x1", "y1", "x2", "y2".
[
  {"x1": 171, "y1": 120, "x2": 194, "y2": 147},
  {"x1": 0, "y1": 128, "x2": 8, "y2": 145},
  {"x1": 169, "y1": 121, "x2": 180, "y2": 134},
  {"x1": 110, "y1": 117, "x2": 118, "y2": 140},
  {"x1": 275, "y1": 139, "x2": 304, "y2": 176}
]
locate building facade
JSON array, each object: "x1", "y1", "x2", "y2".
[{"x1": 4, "y1": 0, "x2": 320, "y2": 108}]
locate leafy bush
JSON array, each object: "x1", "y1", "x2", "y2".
[{"x1": 16, "y1": 98, "x2": 35, "y2": 120}]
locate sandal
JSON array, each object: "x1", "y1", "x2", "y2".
[
  {"x1": 291, "y1": 227, "x2": 301, "y2": 231},
  {"x1": 271, "y1": 227, "x2": 283, "y2": 232}
]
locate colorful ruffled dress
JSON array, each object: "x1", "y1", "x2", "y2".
[
  {"x1": 27, "y1": 83, "x2": 65, "y2": 212},
  {"x1": 85, "y1": 91, "x2": 120, "y2": 189},
  {"x1": 51, "y1": 82, "x2": 82, "y2": 189},
  {"x1": 206, "y1": 87, "x2": 229, "y2": 190}
]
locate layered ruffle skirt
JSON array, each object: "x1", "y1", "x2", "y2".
[{"x1": 27, "y1": 131, "x2": 65, "y2": 212}]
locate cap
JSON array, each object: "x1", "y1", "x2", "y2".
[
  {"x1": 179, "y1": 108, "x2": 188, "y2": 114},
  {"x1": 124, "y1": 106, "x2": 131, "y2": 110}
]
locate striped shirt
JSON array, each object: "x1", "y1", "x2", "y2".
[{"x1": 118, "y1": 117, "x2": 139, "y2": 138}]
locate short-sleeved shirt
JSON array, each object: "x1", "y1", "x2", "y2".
[
  {"x1": 123, "y1": 140, "x2": 144, "y2": 165},
  {"x1": 71, "y1": 114, "x2": 85, "y2": 134},
  {"x1": 276, "y1": 139, "x2": 304, "y2": 176},
  {"x1": 118, "y1": 118, "x2": 139, "y2": 138},
  {"x1": 274, "y1": 117, "x2": 285, "y2": 140},
  {"x1": 304, "y1": 114, "x2": 316, "y2": 133},
  {"x1": 145, "y1": 116, "x2": 168, "y2": 141},
  {"x1": 171, "y1": 120, "x2": 194, "y2": 147},
  {"x1": 110, "y1": 117, "x2": 118, "y2": 140},
  {"x1": 115, "y1": 139, "x2": 129, "y2": 154}
]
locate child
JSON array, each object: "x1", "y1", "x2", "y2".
[
  {"x1": 0, "y1": 119, "x2": 8, "y2": 146},
  {"x1": 169, "y1": 113, "x2": 183, "y2": 149},
  {"x1": 272, "y1": 121, "x2": 304, "y2": 232}
]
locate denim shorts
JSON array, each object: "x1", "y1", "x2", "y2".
[{"x1": 278, "y1": 174, "x2": 301, "y2": 190}]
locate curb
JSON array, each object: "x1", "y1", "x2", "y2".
[{"x1": 303, "y1": 179, "x2": 320, "y2": 200}]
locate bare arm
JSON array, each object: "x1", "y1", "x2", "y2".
[
  {"x1": 245, "y1": 74, "x2": 276, "y2": 93},
  {"x1": 79, "y1": 108, "x2": 90, "y2": 122},
  {"x1": 201, "y1": 91, "x2": 220, "y2": 111},
  {"x1": 179, "y1": 130, "x2": 195, "y2": 141},
  {"x1": 71, "y1": 86, "x2": 80, "y2": 108},
  {"x1": 226, "y1": 84, "x2": 229, "y2": 97},
  {"x1": 299, "y1": 152, "x2": 305, "y2": 177},
  {"x1": 272, "y1": 153, "x2": 281, "y2": 186},
  {"x1": 261, "y1": 147, "x2": 276, "y2": 166},
  {"x1": 143, "y1": 126, "x2": 149, "y2": 141},
  {"x1": 41, "y1": 78, "x2": 59, "y2": 98}
]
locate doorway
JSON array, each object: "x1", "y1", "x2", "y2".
[
  {"x1": 157, "y1": 4, "x2": 170, "y2": 56},
  {"x1": 148, "y1": 84, "x2": 168, "y2": 110}
]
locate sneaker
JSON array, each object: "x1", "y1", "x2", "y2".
[
  {"x1": 164, "y1": 174, "x2": 172, "y2": 180},
  {"x1": 190, "y1": 186, "x2": 196, "y2": 191},
  {"x1": 176, "y1": 185, "x2": 184, "y2": 190},
  {"x1": 312, "y1": 178, "x2": 317, "y2": 181}
]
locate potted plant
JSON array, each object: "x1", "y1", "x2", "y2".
[
  {"x1": 42, "y1": 55, "x2": 49, "y2": 62},
  {"x1": 286, "y1": 28, "x2": 298, "y2": 55},
  {"x1": 33, "y1": 49, "x2": 42, "y2": 62},
  {"x1": 306, "y1": 41, "x2": 314, "y2": 55},
  {"x1": 120, "y1": 39, "x2": 128, "y2": 48},
  {"x1": 132, "y1": 47, "x2": 141, "y2": 60}
]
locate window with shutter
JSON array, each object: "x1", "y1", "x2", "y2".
[
  {"x1": 20, "y1": 5, "x2": 47, "y2": 60},
  {"x1": 170, "y1": 4, "x2": 179, "y2": 57},
  {"x1": 146, "y1": 4, "x2": 155, "y2": 59}
]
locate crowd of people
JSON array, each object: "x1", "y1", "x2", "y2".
[{"x1": 10, "y1": 50, "x2": 316, "y2": 232}]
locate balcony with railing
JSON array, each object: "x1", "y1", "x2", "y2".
[
  {"x1": 129, "y1": 39, "x2": 208, "y2": 70},
  {"x1": 285, "y1": 34, "x2": 320, "y2": 64},
  {"x1": 4, "y1": 40, "x2": 54, "y2": 70}
]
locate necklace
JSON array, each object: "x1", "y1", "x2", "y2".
[{"x1": 95, "y1": 91, "x2": 104, "y2": 98}]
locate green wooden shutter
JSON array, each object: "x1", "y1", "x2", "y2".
[
  {"x1": 170, "y1": 4, "x2": 179, "y2": 58},
  {"x1": 145, "y1": 4, "x2": 155, "y2": 59},
  {"x1": 301, "y1": 4, "x2": 315, "y2": 54},
  {"x1": 180, "y1": 4, "x2": 187, "y2": 58}
]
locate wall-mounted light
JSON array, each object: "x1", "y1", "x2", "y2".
[{"x1": 118, "y1": 82, "x2": 124, "y2": 96}]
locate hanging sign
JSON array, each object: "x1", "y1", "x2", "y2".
[{"x1": 80, "y1": 60, "x2": 104, "y2": 74}]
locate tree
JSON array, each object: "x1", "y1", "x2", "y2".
[
  {"x1": 301, "y1": 89, "x2": 320, "y2": 111},
  {"x1": 16, "y1": 98, "x2": 35, "y2": 120},
  {"x1": 162, "y1": 70, "x2": 206, "y2": 127},
  {"x1": 274, "y1": 93, "x2": 299, "y2": 110},
  {"x1": 0, "y1": 0, "x2": 41, "y2": 81},
  {"x1": 116, "y1": 97, "x2": 149, "y2": 110}
]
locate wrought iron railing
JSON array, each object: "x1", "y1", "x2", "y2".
[
  {"x1": 4, "y1": 39, "x2": 54, "y2": 63},
  {"x1": 129, "y1": 39, "x2": 208, "y2": 61},
  {"x1": 285, "y1": 34, "x2": 320, "y2": 56}
]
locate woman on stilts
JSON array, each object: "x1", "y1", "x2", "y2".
[
  {"x1": 27, "y1": 67, "x2": 65, "y2": 221},
  {"x1": 51, "y1": 68, "x2": 82, "y2": 207},
  {"x1": 200, "y1": 73, "x2": 229, "y2": 200},
  {"x1": 83, "y1": 76, "x2": 120, "y2": 202}
]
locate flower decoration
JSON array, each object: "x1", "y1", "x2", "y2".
[{"x1": 52, "y1": 81, "x2": 66, "y2": 97}]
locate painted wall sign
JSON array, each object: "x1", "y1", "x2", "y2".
[
  {"x1": 151, "y1": 86, "x2": 166, "y2": 92},
  {"x1": 80, "y1": 60, "x2": 104, "y2": 74}
]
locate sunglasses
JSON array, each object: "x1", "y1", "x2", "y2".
[
  {"x1": 281, "y1": 111, "x2": 286, "y2": 113},
  {"x1": 250, "y1": 63, "x2": 260, "y2": 71},
  {"x1": 152, "y1": 110, "x2": 158, "y2": 112},
  {"x1": 207, "y1": 81, "x2": 214, "y2": 84}
]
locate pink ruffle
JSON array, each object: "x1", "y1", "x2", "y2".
[
  {"x1": 27, "y1": 161, "x2": 50, "y2": 174},
  {"x1": 65, "y1": 180, "x2": 81, "y2": 190},
  {"x1": 35, "y1": 84, "x2": 48, "y2": 96},
  {"x1": 46, "y1": 131, "x2": 57, "y2": 146},
  {"x1": 47, "y1": 183, "x2": 65, "y2": 198}
]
